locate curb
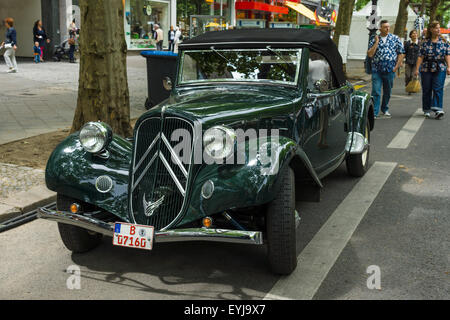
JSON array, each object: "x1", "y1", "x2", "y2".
[{"x1": 0, "y1": 185, "x2": 56, "y2": 223}]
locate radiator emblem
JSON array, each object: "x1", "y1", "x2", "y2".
[{"x1": 143, "y1": 193, "x2": 165, "y2": 217}]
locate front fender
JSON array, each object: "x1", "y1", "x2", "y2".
[
  {"x1": 177, "y1": 135, "x2": 319, "y2": 226},
  {"x1": 45, "y1": 133, "x2": 132, "y2": 222}
]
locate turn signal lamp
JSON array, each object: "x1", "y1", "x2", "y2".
[
  {"x1": 202, "y1": 217, "x2": 213, "y2": 228},
  {"x1": 70, "y1": 203, "x2": 80, "y2": 214}
]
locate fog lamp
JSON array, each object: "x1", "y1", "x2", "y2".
[{"x1": 201, "y1": 180, "x2": 214, "y2": 199}]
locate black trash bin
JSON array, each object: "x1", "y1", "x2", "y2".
[{"x1": 140, "y1": 50, "x2": 178, "y2": 110}]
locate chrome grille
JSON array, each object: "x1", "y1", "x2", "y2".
[{"x1": 130, "y1": 116, "x2": 193, "y2": 230}]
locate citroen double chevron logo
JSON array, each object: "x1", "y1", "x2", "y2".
[
  {"x1": 143, "y1": 193, "x2": 165, "y2": 217},
  {"x1": 132, "y1": 131, "x2": 188, "y2": 197}
]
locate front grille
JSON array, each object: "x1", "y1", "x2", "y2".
[{"x1": 130, "y1": 116, "x2": 193, "y2": 230}]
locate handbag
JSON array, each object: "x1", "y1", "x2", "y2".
[
  {"x1": 405, "y1": 76, "x2": 421, "y2": 93},
  {"x1": 68, "y1": 38, "x2": 75, "y2": 45}
]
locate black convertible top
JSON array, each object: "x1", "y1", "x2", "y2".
[{"x1": 180, "y1": 28, "x2": 346, "y2": 86}]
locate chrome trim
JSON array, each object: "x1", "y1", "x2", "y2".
[
  {"x1": 133, "y1": 132, "x2": 160, "y2": 174},
  {"x1": 179, "y1": 41, "x2": 310, "y2": 47},
  {"x1": 132, "y1": 152, "x2": 158, "y2": 191},
  {"x1": 38, "y1": 207, "x2": 263, "y2": 245},
  {"x1": 161, "y1": 133, "x2": 188, "y2": 178},
  {"x1": 345, "y1": 132, "x2": 369, "y2": 154},
  {"x1": 159, "y1": 152, "x2": 185, "y2": 196}
]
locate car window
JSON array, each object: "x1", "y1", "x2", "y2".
[
  {"x1": 307, "y1": 51, "x2": 336, "y2": 92},
  {"x1": 179, "y1": 48, "x2": 302, "y2": 86}
]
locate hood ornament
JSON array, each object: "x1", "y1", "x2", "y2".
[{"x1": 143, "y1": 193, "x2": 165, "y2": 217}]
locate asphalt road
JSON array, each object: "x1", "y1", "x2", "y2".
[{"x1": 0, "y1": 76, "x2": 449, "y2": 300}]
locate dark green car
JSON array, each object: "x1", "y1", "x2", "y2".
[{"x1": 39, "y1": 29, "x2": 374, "y2": 275}]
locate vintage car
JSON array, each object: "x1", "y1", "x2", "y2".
[{"x1": 38, "y1": 29, "x2": 374, "y2": 275}]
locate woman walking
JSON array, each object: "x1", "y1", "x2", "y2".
[
  {"x1": 414, "y1": 21, "x2": 450, "y2": 119},
  {"x1": 68, "y1": 19, "x2": 78, "y2": 63},
  {"x1": 1, "y1": 17, "x2": 18, "y2": 73},
  {"x1": 404, "y1": 30, "x2": 420, "y2": 94},
  {"x1": 33, "y1": 20, "x2": 50, "y2": 61}
]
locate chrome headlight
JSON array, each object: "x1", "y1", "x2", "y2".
[
  {"x1": 203, "y1": 126, "x2": 236, "y2": 160},
  {"x1": 79, "y1": 122, "x2": 112, "y2": 153}
]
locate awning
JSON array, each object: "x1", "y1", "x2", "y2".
[
  {"x1": 235, "y1": 1, "x2": 289, "y2": 15},
  {"x1": 285, "y1": 1, "x2": 329, "y2": 25}
]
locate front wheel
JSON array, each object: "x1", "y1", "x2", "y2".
[
  {"x1": 56, "y1": 194, "x2": 102, "y2": 253},
  {"x1": 346, "y1": 120, "x2": 370, "y2": 177},
  {"x1": 265, "y1": 167, "x2": 297, "y2": 275}
]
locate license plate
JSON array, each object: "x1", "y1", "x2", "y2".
[{"x1": 112, "y1": 222, "x2": 154, "y2": 250}]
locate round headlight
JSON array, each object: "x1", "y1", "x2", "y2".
[
  {"x1": 203, "y1": 126, "x2": 235, "y2": 160},
  {"x1": 79, "y1": 122, "x2": 112, "y2": 153}
]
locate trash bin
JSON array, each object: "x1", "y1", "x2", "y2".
[{"x1": 140, "y1": 50, "x2": 178, "y2": 110}]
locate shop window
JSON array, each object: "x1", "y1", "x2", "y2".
[{"x1": 129, "y1": 0, "x2": 170, "y2": 49}]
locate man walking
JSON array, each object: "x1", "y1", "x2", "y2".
[
  {"x1": 154, "y1": 24, "x2": 164, "y2": 51},
  {"x1": 367, "y1": 20, "x2": 405, "y2": 118}
]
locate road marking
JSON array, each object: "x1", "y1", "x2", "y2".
[
  {"x1": 387, "y1": 108, "x2": 424, "y2": 149},
  {"x1": 264, "y1": 161, "x2": 397, "y2": 300}
]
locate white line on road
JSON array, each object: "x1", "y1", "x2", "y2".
[
  {"x1": 387, "y1": 108, "x2": 424, "y2": 149},
  {"x1": 264, "y1": 161, "x2": 397, "y2": 300}
]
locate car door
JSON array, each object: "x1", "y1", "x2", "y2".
[{"x1": 300, "y1": 51, "x2": 345, "y2": 172}]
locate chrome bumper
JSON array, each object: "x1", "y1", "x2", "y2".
[{"x1": 38, "y1": 207, "x2": 263, "y2": 245}]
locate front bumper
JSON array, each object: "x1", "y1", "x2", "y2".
[{"x1": 38, "y1": 207, "x2": 264, "y2": 245}]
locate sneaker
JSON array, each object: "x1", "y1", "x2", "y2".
[
  {"x1": 7, "y1": 68, "x2": 16, "y2": 73},
  {"x1": 435, "y1": 111, "x2": 444, "y2": 120},
  {"x1": 382, "y1": 111, "x2": 392, "y2": 118},
  {"x1": 424, "y1": 112, "x2": 431, "y2": 118}
]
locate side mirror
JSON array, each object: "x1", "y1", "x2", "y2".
[
  {"x1": 163, "y1": 77, "x2": 173, "y2": 91},
  {"x1": 314, "y1": 79, "x2": 328, "y2": 93}
]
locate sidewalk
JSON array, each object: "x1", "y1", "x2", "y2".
[{"x1": 0, "y1": 56, "x2": 148, "y2": 144}]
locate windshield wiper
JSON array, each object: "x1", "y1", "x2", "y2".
[{"x1": 210, "y1": 46, "x2": 237, "y2": 69}]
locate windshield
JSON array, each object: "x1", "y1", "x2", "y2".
[{"x1": 179, "y1": 48, "x2": 302, "y2": 86}]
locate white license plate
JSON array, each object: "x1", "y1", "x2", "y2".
[{"x1": 112, "y1": 222, "x2": 154, "y2": 250}]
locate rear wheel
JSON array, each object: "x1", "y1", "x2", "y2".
[
  {"x1": 346, "y1": 120, "x2": 370, "y2": 177},
  {"x1": 266, "y1": 167, "x2": 297, "y2": 275},
  {"x1": 56, "y1": 194, "x2": 102, "y2": 253}
]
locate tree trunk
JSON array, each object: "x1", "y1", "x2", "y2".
[
  {"x1": 394, "y1": 0, "x2": 410, "y2": 39},
  {"x1": 429, "y1": 0, "x2": 442, "y2": 22},
  {"x1": 333, "y1": 0, "x2": 355, "y2": 48},
  {"x1": 333, "y1": 0, "x2": 355, "y2": 73},
  {"x1": 71, "y1": 0, "x2": 132, "y2": 137},
  {"x1": 420, "y1": 0, "x2": 426, "y2": 15}
]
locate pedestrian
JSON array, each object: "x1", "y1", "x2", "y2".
[
  {"x1": 154, "y1": 24, "x2": 164, "y2": 51},
  {"x1": 367, "y1": 20, "x2": 405, "y2": 118},
  {"x1": 414, "y1": 21, "x2": 450, "y2": 119},
  {"x1": 404, "y1": 30, "x2": 420, "y2": 94},
  {"x1": 168, "y1": 25, "x2": 175, "y2": 52},
  {"x1": 33, "y1": 20, "x2": 50, "y2": 62},
  {"x1": 68, "y1": 19, "x2": 78, "y2": 63},
  {"x1": 1, "y1": 17, "x2": 18, "y2": 73},
  {"x1": 33, "y1": 41, "x2": 41, "y2": 63},
  {"x1": 174, "y1": 26, "x2": 182, "y2": 54}
]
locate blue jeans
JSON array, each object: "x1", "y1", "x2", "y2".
[
  {"x1": 371, "y1": 72, "x2": 395, "y2": 116},
  {"x1": 420, "y1": 71, "x2": 446, "y2": 112}
]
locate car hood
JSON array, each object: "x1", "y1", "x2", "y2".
[{"x1": 147, "y1": 85, "x2": 301, "y2": 127}]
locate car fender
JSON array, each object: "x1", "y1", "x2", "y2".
[
  {"x1": 349, "y1": 90, "x2": 374, "y2": 134},
  {"x1": 177, "y1": 135, "x2": 322, "y2": 226},
  {"x1": 45, "y1": 133, "x2": 132, "y2": 222}
]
